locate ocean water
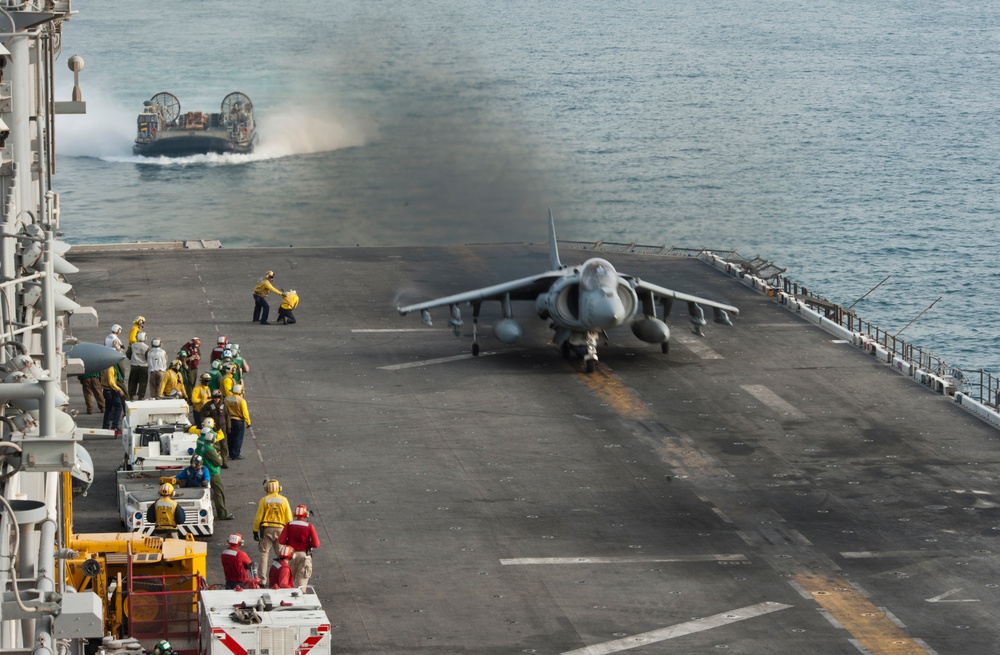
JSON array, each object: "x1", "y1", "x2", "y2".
[{"x1": 53, "y1": 1, "x2": 1000, "y2": 374}]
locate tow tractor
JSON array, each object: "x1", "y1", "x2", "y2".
[
  {"x1": 199, "y1": 588, "x2": 332, "y2": 655},
  {"x1": 117, "y1": 398, "x2": 215, "y2": 536}
]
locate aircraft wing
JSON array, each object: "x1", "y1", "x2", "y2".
[
  {"x1": 398, "y1": 270, "x2": 567, "y2": 316},
  {"x1": 630, "y1": 278, "x2": 740, "y2": 316}
]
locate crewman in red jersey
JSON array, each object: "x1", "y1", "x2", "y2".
[
  {"x1": 277, "y1": 504, "x2": 320, "y2": 588},
  {"x1": 221, "y1": 533, "x2": 254, "y2": 589},
  {"x1": 268, "y1": 545, "x2": 295, "y2": 589}
]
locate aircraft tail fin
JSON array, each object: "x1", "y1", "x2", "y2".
[{"x1": 548, "y1": 207, "x2": 563, "y2": 270}]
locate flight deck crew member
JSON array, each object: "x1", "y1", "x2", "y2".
[
  {"x1": 195, "y1": 426, "x2": 234, "y2": 520},
  {"x1": 252, "y1": 270, "x2": 283, "y2": 325},
  {"x1": 126, "y1": 332, "x2": 150, "y2": 400},
  {"x1": 147, "y1": 338, "x2": 168, "y2": 399},
  {"x1": 278, "y1": 504, "x2": 320, "y2": 588},
  {"x1": 221, "y1": 533, "x2": 254, "y2": 589},
  {"x1": 128, "y1": 315, "x2": 145, "y2": 346},
  {"x1": 268, "y1": 545, "x2": 295, "y2": 589},
  {"x1": 200, "y1": 390, "x2": 229, "y2": 465},
  {"x1": 224, "y1": 383, "x2": 250, "y2": 459},
  {"x1": 105, "y1": 323, "x2": 124, "y2": 353},
  {"x1": 78, "y1": 371, "x2": 105, "y2": 414},
  {"x1": 191, "y1": 373, "x2": 213, "y2": 428},
  {"x1": 253, "y1": 479, "x2": 293, "y2": 574},
  {"x1": 277, "y1": 290, "x2": 298, "y2": 324},
  {"x1": 146, "y1": 482, "x2": 185, "y2": 532},
  {"x1": 210, "y1": 336, "x2": 228, "y2": 363},
  {"x1": 160, "y1": 360, "x2": 188, "y2": 399},
  {"x1": 179, "y1": 337, "x2": 202, "y2": 396},
  {"x1": 101, "y1": 362, "x2": 126, "y2": 433},
  {"x1": 173, "y1": 455, "x2": 210, "y2": 488}
]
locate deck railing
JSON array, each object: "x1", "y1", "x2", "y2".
[{"x1": 562, "y1": 240, "x2": 1000, "y2": 410}]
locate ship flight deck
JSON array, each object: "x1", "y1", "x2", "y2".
[{"x1": 69, "y1": 244, "x2": 1000, "y2": 654}]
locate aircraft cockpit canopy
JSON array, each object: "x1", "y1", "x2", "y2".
[{"x1": 580, "y1": 258, "x2": 617, "y2": 292}]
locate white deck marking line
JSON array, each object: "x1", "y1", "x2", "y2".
[
  {"x1": 672, "y1": 335, "x2": 723, "y2": 359},
  {"x1": 379, "y1": 351, "x2": 507, "y2": 370},
  {"x1": 500, "y1": 554, "x2": 747, "y2": 565},
  {"x1": 740, "y1": 384, "x2": 807, "y2": 420},
  {"x1": 352, "y1": 328, "x2": 439, "y2": 333},
  {"x1": 926, "y1": 588, "x2": 979, "y2": 603},
  {"x1": 560, "y1": 602, "x2": 793, "y2": 655},
  {"x1": 841, "y1": 550, "x2": 941, "y2": 559}
]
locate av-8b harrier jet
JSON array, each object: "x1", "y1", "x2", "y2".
[{"x1": 398, "y1": 212, "x2": 739, "y2": 372}]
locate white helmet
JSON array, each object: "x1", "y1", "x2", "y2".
[
  {"x1": 151, "y1": 338, "x2": 161, "y2": 347},
  {"x1": 111, "y1": 323, "x2": 122, "y2": 334},
  {"x1": 136, "y1": 332, "x2": 146, "y2": 342},
  {"x1": 232, "y1": 383, "x2": 243, "y2": 394}
]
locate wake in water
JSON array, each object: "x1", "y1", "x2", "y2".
[{"x1": 56, "y1": 89, "x2": 368, "y2": 166}]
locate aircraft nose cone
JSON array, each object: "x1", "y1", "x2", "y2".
[{"x1": 581, "y1": 290, "x2": 626, "y2": 328}]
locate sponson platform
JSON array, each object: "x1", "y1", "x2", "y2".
[{"x1": 69, "y1": 244, "x2": 1000, "y2": 654}]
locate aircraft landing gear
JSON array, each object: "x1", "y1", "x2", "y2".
[
  {"x1": 661, "y1": 341, "x2": 669, "y2": 354},
  {"x1": 471, "y1": 302, "x2": 481, "y2": 357}
]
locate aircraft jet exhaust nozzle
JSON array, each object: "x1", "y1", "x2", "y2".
[
  {"x1": 631, "y1": 317, "x2": 670, "y2": 345},
  {"x1": 493, "y1": 318, "x2": 523, "y2": 345}
]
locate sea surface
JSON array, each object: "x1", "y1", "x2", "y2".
[{"x1": 53, "y1": 1, "x2": 1000, "y2": 375}]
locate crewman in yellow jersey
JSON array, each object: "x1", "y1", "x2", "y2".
[
  {"x1": 146, "y1": 482, "x2": 186, "y2": 533},
  {"x1": 159, "y1": 360, "x2": 188, "y2": 400},
  {"x1": 190, "y1": 372, "x2": 213, "y2": 427},
  {"x1": 252, "y1": 270, "x2": 283, "y2": 325},
  {"x1": 277, "y1": 289, "x2": 298, "y2": 324},
  {"x1": 101, "y1": 362, "x2": 126, "y2": 433},
  {"x1": 253, "y1": 479, "x2": 293, "y2": 574},
  {"x1": 224, "y1": 383, "x2": 251, "y2": 460},
  {"x1": 128, "y1": 315, "x2": 145, "y2": 345}
]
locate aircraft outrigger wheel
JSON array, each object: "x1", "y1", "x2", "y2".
[
  {"x1": 472, "y1": 342, "x2": 480, "y2": 356},
  {"x1": 585, "y1": 359, "x2": 597, "y2": 374},
  {"x1": 222, "y1": 92, "x2": 253, "y2": 120},
  {"x1": 148, "y1": 91, "x2": 180, "y2": 124}
]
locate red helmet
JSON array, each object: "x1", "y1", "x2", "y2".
[
  {"x1": 294, "y1": 505, "x2": 308, "y2": 520},
  {"x1": 227, "y1": 533, "x2": 244, "y2": 547},
  {"x1": 278, "y1": 545, "x2": 294, "y2": 559},
  {"x1": 217, "y1": 336, "x2": 227, "y2": 345}
]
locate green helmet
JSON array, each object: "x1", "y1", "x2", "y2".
[{"x1": 153, "y1": 640, "x2": 174, "y2": 655}]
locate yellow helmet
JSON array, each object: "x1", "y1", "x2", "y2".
[
  {"x1": 203, "y1": 417, "x2": 215, "y2": 429},
  {"x1": 159, "y1": 482, "x2": 174, "y2": 497},
  {"x1": 134, "y1": 315, "x2": 145, "y2": 325},
  {"x1": 265, "y1": 270, "x2": 275, "y2": 279},
  {"x1": 265, "y1": 479, "x2": 281, "y2": 494}
]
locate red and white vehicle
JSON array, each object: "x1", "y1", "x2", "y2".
[{"x1": 198, "y1": 588, "x2": 331, "y2": 655}]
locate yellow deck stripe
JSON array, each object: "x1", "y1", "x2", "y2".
[
  {"x1": 796, "y1": 573, "x2": 931, "y2": 654},
  {"x1": 576, "y1": 366, "x2": 653, "y2": 421}
]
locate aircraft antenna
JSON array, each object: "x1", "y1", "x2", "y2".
[{"x1": 548, "y1": 208, "x2": 562, "y2": 270}]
